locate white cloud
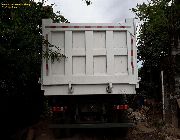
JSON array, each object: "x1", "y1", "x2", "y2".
[{"x1": 35, "y1": 0, "x2": 147, "y2": 23}]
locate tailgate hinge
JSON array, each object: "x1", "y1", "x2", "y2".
[
  {"x1": 68, "y1": 82, "x2": 73, "y2": 94},
  {"x1": 106, "y1": 82, "x2": 113, "y2": 93}
]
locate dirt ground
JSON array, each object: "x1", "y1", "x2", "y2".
[
  {"x1": 23, "y1": 120, "x2": 180, "y2": 140},
  {"x1": 23, "y1": 106, "x2": 180, "y2": 140},
  {"x1": 125, "y1": 106, "x2": 180, "y2": 140},
  {"x1": 126, "y1": 122, "x2": 180, "y2": 140}
]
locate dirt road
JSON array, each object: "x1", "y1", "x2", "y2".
[{"x1": 24, "y1": 120, "x2": 180, "y2": 140}]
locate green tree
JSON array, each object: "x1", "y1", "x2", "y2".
[
  {"x1": 132, "y1": 0, "x2": 180, "y2": 99},
  {"x1": 0, "y1": 0, "x2": 68, "y2": 137}
]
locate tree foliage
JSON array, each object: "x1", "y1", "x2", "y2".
[
  {"x1": 0, "y1": 0, "x2": 68, "y2": 136},
  {"x1": 133, "y1": 0, "x2": 180, "y2": 98},
  {"x1": 0, "y1": 1, "x2": 68, "y2": 95},
  {"x1": 83, "y1": 0, "x2": 92, "y2": 5}
]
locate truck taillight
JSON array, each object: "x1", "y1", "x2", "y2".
[
  {"x1": 113, "y1": 105, "x2": 129, "y2": 110},
  {"x1": 52, "y1": 106, "x2": 67, "y2": 112}
]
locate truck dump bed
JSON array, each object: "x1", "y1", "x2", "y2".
[{"x1": 41, "y1": 19, "x2": 138, "y2": 95}]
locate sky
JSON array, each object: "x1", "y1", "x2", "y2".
[{"x1": 35, "y1": 0, "x2": 147, "y2": 23}]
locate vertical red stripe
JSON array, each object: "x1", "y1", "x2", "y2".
[
  {"x1": 131, "y1": 62, "x2": 134, "y2": 68},
  {"x1": 45, "y1": 34, "x2": 48, "y2": 76},
  {"x1": 46, "y1": 63, "x2": 48, "y2": 74},
  {"x1": 131, "y1": 50, "x2": 133, "y2": 56},
  {"x1": 46, "y1": 63, "x2": 48, "y2": 70},
  {"x1": 131, "y1": 38, "x2": 133, "y2": 44}
]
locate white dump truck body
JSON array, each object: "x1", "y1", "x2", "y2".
[{"x1": 41, "y1": 19, "x2": 138, "y2": 95}]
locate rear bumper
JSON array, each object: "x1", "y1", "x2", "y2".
[{"x1": 49, "y1": 123, "x2": 134, "y2": 129}]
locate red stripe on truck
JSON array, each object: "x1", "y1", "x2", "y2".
[
  {"x1": 45, "y1": 26, "x2": 131, "y2": 29},
  {"x1": 108, "y1": 26, "x2": 114, "y2": 28},
  {"x1": 131, "y1": 50, "x2": 133, "y2": 56},
  {"x1": 131, "y1": 62, "x2": 134, "y2": 68},
  {"x1": 85, "y1": 26, "x2": 91, "y2": 28},
  {"x1": 120, "y1": 26, "x2": 125, "y2": 28},
  {"x1": 74, "y1": 26, "x2": 80, "y2": 28},
  {"x1": 48, "y1": 26, "x2": 56, "y2": 28},
  {"x1": 46, "y1": 63, "x2": 48, "y2": 72},
  {"x1": 62, "y1": 26, "x2": 69, "y2": 28},
  {"x1": 131, "y1": 38, "x2": 133, "y2": 44},
  {"x1": 45, "y1": 34, "x2": 49, "y2": 76}
]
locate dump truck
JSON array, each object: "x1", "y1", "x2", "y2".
[{"x1": 41, "y1": 18, "x2": 138, "y2": 137}]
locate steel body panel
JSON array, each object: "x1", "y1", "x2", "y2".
[{"x1": 42, "y1": 19, "x2": 138, "y2": 95}]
